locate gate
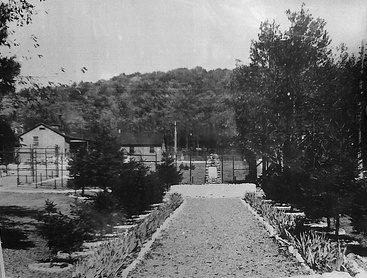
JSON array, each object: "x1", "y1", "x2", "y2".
[{"x1": 177, "y1": 152, "x2": 249, "y2": 184}]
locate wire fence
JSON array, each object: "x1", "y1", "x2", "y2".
[
  {"x1": 0, "y1": 148, "x2": 252, "y2": 188},
  {"x1": 0, "y1": 146, "x2": 69, "y2": 188}
]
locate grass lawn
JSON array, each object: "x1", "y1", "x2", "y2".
[{"x1": 0, "y1": 192, "x2": 75, "y2": 214}]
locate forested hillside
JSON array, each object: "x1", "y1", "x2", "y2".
[{"x1": 2, "y1": 67, "x2": 237, "y2": 151}]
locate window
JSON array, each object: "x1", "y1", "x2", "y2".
[
  {"x1": 149, "y1": 146, "x2": 155, "y2": 153},
  {"x1": 33, "y1": 136, "x2": 39, "y2": 147},
  {"x1": 130, "y1": 146, "x2": 135, "y2": 154}
]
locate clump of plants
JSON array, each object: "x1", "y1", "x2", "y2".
[
  {"x1": 243, "y1": 193, "x2": 347, "y2": 273},
  {"x1": 244, "y1": 193, "x2": 301, "y2": 237},
  {"x1": 286, "y1": 230, "x2": 346, "y2": 272}
]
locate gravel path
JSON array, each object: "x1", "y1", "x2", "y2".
[{"x1": 128, "y1": 196, "x2": 309, "y2": 278}]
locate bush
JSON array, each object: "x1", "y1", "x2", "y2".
[
  {"x1": 70, "y1": 191, "x2": 125, "y2": 237},
  {"x1": 111, "y1": 160, "x2": 166, "y2": 218},
  {"x1": 261, "y1": 164, "x2": 308, "y2": 206},
  {"x1": 91, "y1": 190, "x2": 120, "y2": 213},
  {"x1": 157, "y1": 152, "x2": 183, "y2": 190},
  {"x1": 38, "y1": 200, "x2": 91, "y2": 257}
]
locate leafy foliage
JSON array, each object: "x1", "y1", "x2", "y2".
[
  {"x1": 232, "y1": 4, "x2": 361, "y2": 236},
  {"x1": 11, "y1": 68, "x2": 235, "y2": 151},
  {"x1": 0, "y1": 0, "x2": 43, "y2": 98}
]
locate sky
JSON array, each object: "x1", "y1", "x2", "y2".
[{"x1": 5, "y1": 0, "x2": 367, "y2": 85}]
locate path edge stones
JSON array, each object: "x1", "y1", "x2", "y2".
[{"x1": 121, "y1": 199, "x2": 188, "y2": 278}]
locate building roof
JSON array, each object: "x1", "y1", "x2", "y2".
[
  {"x1": 18, "y1": 123, "x2": 87, "y2": 142},
  {"x1": 119, "y1": 132, "x2": 165, "y2": 147}
]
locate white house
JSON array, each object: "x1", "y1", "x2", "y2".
[{"x1": 17, "y1": 123, "x2": 87, "y2": 163}]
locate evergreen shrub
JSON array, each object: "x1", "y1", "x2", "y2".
[
  {"x1": 70, "y1": 192, "x2": 125, "y2": 237},
  {"x1": 38, "y1": 200, "x2": 91, "y2": 257},
  {"x1": 157, "y1": 152, "x2": 183, "y2": 190},
  {"x1": 111, "y1": 160, "x2": 166, "y2": 218},
  {"x1": 261, "y1": 164, "x2": 308, "y2": 208}
]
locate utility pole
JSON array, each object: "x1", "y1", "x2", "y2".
[
  {"x1": 174, "y1": 121, "x2": 177, "y2": 166},
  {"x1": 360, "y1": 39, "x2": 367, "y2": 175}
]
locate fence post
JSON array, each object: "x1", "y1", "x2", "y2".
[
  {"x1": 30, "y1": 147, "x2": 35, "y2": 182},
  {"x1": 232, "y1": 155, "x2": 235, "y2": 183},
  {"x1": 189, "y1": 149, "x2": 192, "y2": 185},
  {"x1": 45, "y1": 149, "x2": 48, "y2": 178},
  {"x1": 221, "y1": 153, "x2": 224, "y2": 183},
  {"x1": 55, "y1": 145, "x2": 59, "y2": 177},
  {"x1": 61, "y1": 153, "x2": 63, "y2": 187},
  {"x1": 17, "y1": 162, "x2": 19, "y2": 186},
  {"x1": 35, "y1": 150, "x2": 37, "y2": 186}
]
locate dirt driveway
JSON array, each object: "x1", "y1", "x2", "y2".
[{"x1": 127, "y1": 184, "x2": 309, "y2": 278}]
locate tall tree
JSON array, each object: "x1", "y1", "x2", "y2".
[
  {"x1": 232, "y1": 4, "x2": 332, "y2": 170},
  {"x1": 231, "y1": 5, "x2": 360, "y2": 238}
]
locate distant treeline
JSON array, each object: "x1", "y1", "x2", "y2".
[{"x1": 4, "y1": 67, "x2": 237, "y2": 151}]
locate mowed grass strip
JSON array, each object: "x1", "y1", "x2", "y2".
[{"x1": 0, "y1": 192, "x2": 75, "y2": 215}]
